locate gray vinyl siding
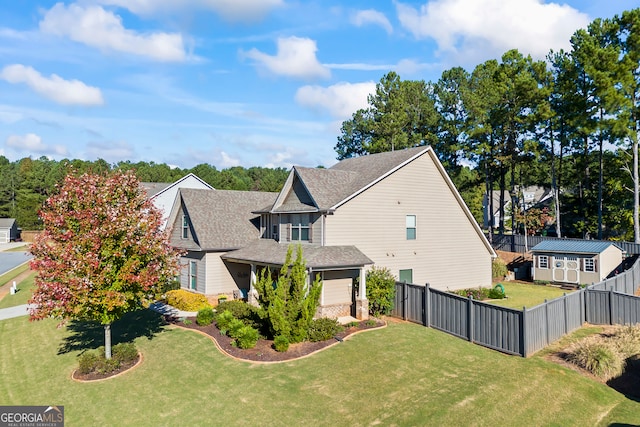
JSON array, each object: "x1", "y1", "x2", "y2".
[
  {"x1": 324, "y1": 151, "x2": 492, "y2": 291},
  {"x1": 168, "y1": 204, "x2": 200, "y2": 251},
  {"x1": 180, "y1": 251, "x2": 206, "y2": 294}
]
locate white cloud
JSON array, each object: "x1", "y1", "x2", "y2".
[
  {"x1": 351, "y1": 9, "x2": 393, "y2": 34},
  {"x1": 0, "y1": 64, "x2": 104, "y2": 106},
  {"x1": 92, "y1": 0, "x2": 284, "y2": 22},
  {"x1": 85, "y1": 140, "x2": 134, "y2": 161},
  {"x1": 40, "y1": 3, "x2": 187, "y2": 62},
  {"x1": 243, "y1": 36, "x2": 331, "y2": 80},
  {"x1": 219, "y1": 151, "x2": 240, "y2": 167},
  {"x1": 326, "y1": 58, "x2": 436, "y2": 75},
  {"x1": 6, "y1": 133, "x2": 68, "y2": 156},
  {"x1": 295, "y1": 81, "x2": 376, "y2": 119},
  {"x1": 395, "y1": 0, "x2": 590, "y2": 60}
]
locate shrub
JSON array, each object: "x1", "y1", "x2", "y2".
[
  {"x1": 307, "y1": 317, "x2": 343, "y2": 342},
  {"x1": 216, "y1": 310, "x2": 235, "y2": 334},
  {"x1": 487, "y1": 286, "x2": 506, "y2": 299},
  {"x1": 567, "y1": 340, "x2": 625, "y2": 380},
  {"x1": 453, "y1": 287, "x2": 490, "y2": 300},
  {"x1": 227, "y1": 318, "x2": 246, "y2": 339},
  {"x1": 492, "y1": 258, "x2": 508, "y2": 278},
  {"x1": 366, "y1": 266, "x2": 396, "y2": 317},
  {"x1": 612, "y1": 325, "x2": 640, "y2": 358},
  {"x1": 78, "y1": 351, "x2": 99, "y2": 374},
  {"x1": 216, "y1": 300, "x2": 260, "y2": 328},
  {"x1": 235, "y1": 326, "x2": 259, "y2": 349},
  {"x1": 196, "y1": 307, "x2": 215, "y2": 326},
  {"x1": 273, "y1": 335, "x2": 290, "y2": 352},
  {"x1": 112, "y1": 342, "x2": 138, "y2": 364},
  {"x1": 165, "y1": 289, "x2": 211, "y2": 312}
]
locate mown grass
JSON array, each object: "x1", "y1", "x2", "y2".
[
  {"x1": 0, "y1": 263, "x2": 30, "y2": 286},
  {"x1": 0, "y1": 311, "x2": 638, "y2": 426},
  {"x1": 490, "y1": 281, "x2": 573, "y2": 309},
  {"x1": 0, "y1": 271, "x2": 35, "y2": 309}
]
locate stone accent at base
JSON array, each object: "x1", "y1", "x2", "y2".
[
  {"x1": 316, "y1": 303, "x2": 351, "y2": 319},
  {"x1": 355, "y1": 299, "x2": 369, "y2": 320}
]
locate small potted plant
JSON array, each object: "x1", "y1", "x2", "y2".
[{"x1": 217, "y1": 294, "x2": 228, "y2": 303}]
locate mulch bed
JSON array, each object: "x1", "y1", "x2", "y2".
[
  {"x1": 72, "y1": 353, "x2": 142, "y2": 382},
  {"x1": 172, "y1": 317, "x2": 386, "y2": 363}
]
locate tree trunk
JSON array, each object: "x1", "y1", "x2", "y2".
[
  {"x1": 634, "y1": 134, "x2": 639, "y2": 244},
  {"x1": 597, "y1": 108, "x2": 604, "y2": 240},
  {"x1": 104, "y1": 324, "x2": 112, "y2": 360}
]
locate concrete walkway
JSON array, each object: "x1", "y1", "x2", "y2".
[{"x1": 0, "y1": 304, "x2": 35, "y2": 320}]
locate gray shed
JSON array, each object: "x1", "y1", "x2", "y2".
[
  {"x1": 531, "y1": 240, "x2": 624, "y2": 285},
  {"x1": 0, "y1": 218, "x2": 19, "y2": 243}
]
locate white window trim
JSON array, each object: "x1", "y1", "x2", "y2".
[
  {"x1": 538, "y1": 255, "x2": 549, "y2": 269},
  {"x1": 182, "y1": 215, "x2": 189, "y2": 239},
  {"x1": 584, "y1": 258, "x2": 596, "y2": 273}
]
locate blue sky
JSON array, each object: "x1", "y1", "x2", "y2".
[{"x1": 0, "y1": 1, "x2": 636, "y2": 170}]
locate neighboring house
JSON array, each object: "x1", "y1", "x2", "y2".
[
  {"x1": 0, "y1": 218, "x2": 19, "y2": 243},
  {"x1": 483, "y1": 186, "x2": 554, "y2": 229},
  {"x1": 168, "y1": 147, "x2": 496, "y2": 320},
  {"x1": 531, "y1": 240, "x2": 624, "y2": 285},
  {"x1": 141, "y1": 173, "x2": 213, "y2": 229}
]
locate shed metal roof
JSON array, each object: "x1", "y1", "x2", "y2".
[{"x1": 530, "y1": 240, "x2": 621, "y2": 254}]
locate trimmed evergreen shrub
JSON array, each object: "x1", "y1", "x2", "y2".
[
  {"x1": 227, "y1": 318, "x2": 246, "y2": 339},
  {"x1": 235, "y1": 326, "x2": 259, "y2": 349},
  {"x1": 273, "y1": 335, "x2": 290, "y2": 352},
  {"x1": 215, "y1": 300, "x2": 261, "y2": 328},
  {"x1": 196, "y1": 307, "x2": 215, "y2": 326},
  {"x1": 307, "y1": 317, "x2": 343, "y2": 342},
  {"x1": 366, "y1": 266, "x2": 396, "y2": 317},
  {"x1": 78, "y1": 351, "x2": 99, "y2": 374},
  {"x1": 77, "y1": 343, "x2": 138, "y2": 375},
  {"x1": 112, "y1": 342, "x2": 138, "y2": 363},
  {"x1": 487, "y1": 287, "x2": 506, "y2": 299},
  {"x1": 215, "y1": 310, "x2": 235, "y2": 335}
]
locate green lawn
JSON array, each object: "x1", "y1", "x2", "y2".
[
  {"x1": 5, "y1": 245, "x2": 28, "y2": 252},
  {"x1": 0, "y1": 310, "x2": 638, "y2": 426},
  {"x1": 0, "y1": 263, "x2": 29, "y2": 286},
  {"x1": 490, "y1": 281, "x2": 574, "y2": 309},
  {"x1": 0, "y1": 271, "x2": 35, "y2": 309}
]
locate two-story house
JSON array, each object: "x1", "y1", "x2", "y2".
[{"x1": 167, "y1": 146, "x2": 495, "y2": 320}]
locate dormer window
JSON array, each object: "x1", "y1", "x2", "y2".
[{"x1": 182, "y1": 215, "x2": 189, "y2": 239}]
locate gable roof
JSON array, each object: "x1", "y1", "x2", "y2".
[
  {"x1": 171, "y1": 188, "x2": 277, "y2": 251},
  {"x1": 0, "y1": 218, "x2": 16, "y2": 228},
  {"x1": 141, "y1": 173, "x2": 213, "y2": 199},
  {"x1": 531, "y1": 240, "x2": 622, "y2": 254},
  {"x1": 221, "y1": 239, "x2": 373, "y2": 269},
  {"x1": 268, "y1": 146, "x2": 430, "y2": 212}
]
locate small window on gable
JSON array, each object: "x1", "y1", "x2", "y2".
[
  {"x1": 182, "y1": 215, "x2": 189, "y2": 239},
  {"x1": 406, "y1": 215, "x2": 416, "y2": 240},
  {"x1": 584, "y1": 258, "x2": 596, "y2": 272},
  {"x1": 290, "y1": 214, "x2": 310, "y2": 242},
  {"x1": 538, "y1": 255, "x2": 548, "y2": 269}
]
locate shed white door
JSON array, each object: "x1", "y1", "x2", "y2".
[
  {"x1": 552, "y1": 256, "x2": 579, "y2": 284},
  {"x1": 0, "y1": 230, "x2": 8, "y2": 243}
]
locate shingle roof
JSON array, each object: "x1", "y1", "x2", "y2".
[
  {"x1": 0, "y1": 218, "x2": 16, "y2": 228},
  {"x1": 177, "y1": 189, "x2": 277, "y2": 250},
  {"x1": 271, "y1": 146, "x2": 429, "y2": 212},
  {"x1": 221, "y1": 239, "x2": 373, "y2": 269},
  {"x1": 531, "y1": 240, "x2": 622, "y2": 254},
  {"x1": 140, "y1": 182, "x2": 171, "y2": 198}
]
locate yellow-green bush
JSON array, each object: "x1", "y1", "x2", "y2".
[
  {"x1": 492, "y1": 258, "x2": 508, "y2": 278},
  {"x1": 165, "y1": 289, "x2": 211, "y2": 312}
]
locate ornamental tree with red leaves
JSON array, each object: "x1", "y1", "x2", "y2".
[{"x1": 29, "y1": 170, "x2": 181, "y2": 359}]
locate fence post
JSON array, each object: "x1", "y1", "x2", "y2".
[
  {"x1": 403, "y1": 281, "x2": 408, "y2": 321},
  {"x1": 563, "y1": 293, "x2": 569, "y2": 334},
  {"x1": 544, "y1": 299, "x2": 550, "y2": 346},
  {"x1": 468, "y1": 296, "x2": 474, "y2": 343},
  {"x1": 521, "y1": 307, "x2": 527, "y2": 357},
  {"x1": 609, "y1": 289, "x2": 614, "y2": 325},
  {"x1": 423, "y1": 283, "x2": 430, "y2": 327}
]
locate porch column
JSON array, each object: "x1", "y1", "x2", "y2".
[
  {"x1": 356, "y1": 267, "x2": 369, "y2": 320},
  {"x1": 248, "y1": 264, "x2": 258, "y2": 306}
]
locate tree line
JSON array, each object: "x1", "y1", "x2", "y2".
[
  {"x1": 336, "y1": 8, "x2": 640, "y2": 242},
  {"x1": 0, "y1": 156, "x2": 289, "y2": 230}
]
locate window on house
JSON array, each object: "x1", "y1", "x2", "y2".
[
  {"x1": 406, "y1": 215, "x2": 416, "y2": 240},
  {"x1": 189, "y1": 260, "x2": 197, "y2": 290},
  {"x1": 399, "y1": 269, "x2": 413, "y2": 283},
  {"x1": 182, "y1": 215, "x2": 189, "y2": 239},
  {"x1": 538, "y1": 255, "x2": 548, "y2": 269},
  {"x1": 291, "y1": 214, "x2": 310, "y2": 241},
  {"x1": 584, "y1": 258, "x2": 596, "y2": 272},
  {"x1": 272, "y1": 224, "x2": 278, "y2": 240}
]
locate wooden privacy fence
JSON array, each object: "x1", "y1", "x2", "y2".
[{"x1": 390, "y1": 257, "x2": 640, "y2": 357}]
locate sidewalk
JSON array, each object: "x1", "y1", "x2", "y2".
[{"x1": 0, "y1": 304, "x2": 35, "y2": 320}]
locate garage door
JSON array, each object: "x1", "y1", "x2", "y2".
[{"x1": 0, "y1": 230, "x2": 8, "y2": 243}]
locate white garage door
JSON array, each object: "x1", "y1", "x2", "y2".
[{"x1": 0, "y1": 230, "x2": 8, "y2": 243}]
